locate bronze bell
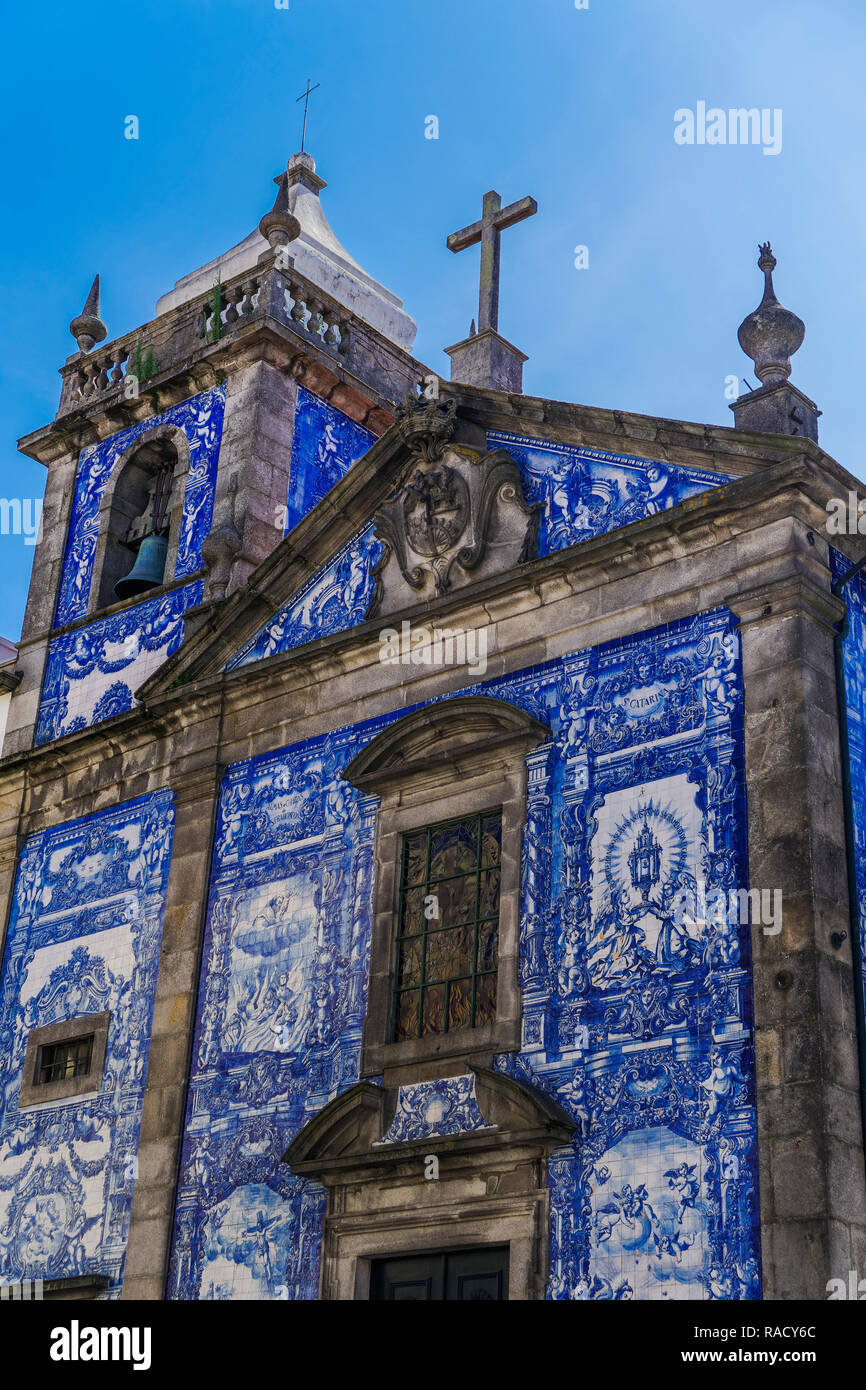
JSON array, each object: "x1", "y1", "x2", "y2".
[{"x1": 114, "y1": 532, "x2": 168, "y2": 601}]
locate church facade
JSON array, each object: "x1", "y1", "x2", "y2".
[{"x1": 0, "y1": 150, "x2": 864, "y2": 1302}]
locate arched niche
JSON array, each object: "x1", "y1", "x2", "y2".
[{"x1": 91, "y1": 424, "x2": 191, "y2": 613}]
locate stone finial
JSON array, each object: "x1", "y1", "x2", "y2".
[
  {"x1": 201, "y1": 475, "x2": 242, "y2": 601},
  {"x1": 737, "y1": 243, "x2": 805, "y2": 384},
  {"x1": 69, "y1": 275, "x2": 107, "y2": 353},
  {"x1": 258, "y1": 174, "x2": 302, "y2": 250}
]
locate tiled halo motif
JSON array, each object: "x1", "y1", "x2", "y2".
[
  {"x1": 170, "y1": 607, "x2": 759, "y2": 1301},
  {"x1": 285, "y1": 386, "x2": 375, "y2": 535},
  {"x1": 55, "y1": 384, "x2": 225, "y2": 629},
  {"x1": 0, "y1": 791, "x2": 175, "y2": 1297},
  {"x1": 36, "y1": 582, "x2": 203, "y2": 745},
  {"x1": 375, "y1": 1074, "x2": 492, "y2": 1146},
  {"x1": 229, "y1": 426, "x2": 729, "y2": 671}
]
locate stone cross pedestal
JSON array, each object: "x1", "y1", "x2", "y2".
[{"x1": 446, "y1": 189, "x2": 536, "y2": 392}]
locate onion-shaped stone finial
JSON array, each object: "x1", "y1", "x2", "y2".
[
  {"x1": 69, "y1": 274, "x2": 108, "y2": 353},
  {"x1": 737, "y1": 243, "x2": 805, "y2": 385}
]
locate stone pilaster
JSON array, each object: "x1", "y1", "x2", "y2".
[
  {"x1": 3, "y1": 443, "x2": 81, "y2": 756},
  {"x1": 731, "y1": 567, "x2": 866, "y2": 1299},
  {"x1": 121, "y1": 764, "x2": 220, "y2": 1301},
  {"x1": 216, "y1": 357, "x2": 298, "y2": 594}
]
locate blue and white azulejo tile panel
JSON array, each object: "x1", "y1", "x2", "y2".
[
  {"x1": 375, "y1": 1074, "x2": 492, "y2": 1146},
  {"x1": 36, "y1": 581, "x2": 203, "y2": 745},
  {"x1": 0, "y1": 791, "x2": 175, "y2": 1297},
  {"x1": 831, "y1": 548, "x2": 866, "y2": 1032},
  {"x1": 227, "y1": 530, "x2": 381, "y2": 670},
  {"x1": 229, "y1": 428, "x2": 728, "y2": 672},
  {"x1": 171, "y1": 607, "x2": 759, "y2": 1300},
  {"x1": 55, "y1": 385, "x2": 225, "y2": 628},
  {"x1": 285, "y1": 386, "x2": 376, "y2": 534},
  {"x1": 487, "y1": 430, "x2": 728, "y2": 558}
]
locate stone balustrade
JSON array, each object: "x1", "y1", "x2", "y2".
[
  {"x1": 198, "y1": 277, "x2": 261, "y2": 342},
  {"x1": 59, "y1": 258, "x2": 357, "y2": 415},
  {"x1": 282, "y1": 279, "x2": 352, "y2": 354}
]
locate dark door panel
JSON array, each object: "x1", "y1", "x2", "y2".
[{"x1": 370, "y1": 1246, "x2": 509, "y2": 1301}]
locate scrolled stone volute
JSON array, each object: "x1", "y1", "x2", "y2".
[{"x1": 201, "y1": 474, "x2": 242, "y2": 601}]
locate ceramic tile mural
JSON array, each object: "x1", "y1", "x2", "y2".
[
  {"x1": 232, "y1": 429, "x2": 728, "y2": 671},
  {"x1": 285, "y1": 386, "x2": 376, "y2": 534},
  {"x1": 487, "y1": 431, "x2": 729, "y2": 557},
  {"x1": 55, "y1": 385, "x2": 225, "y2": 628},
  {"x1": 227, "y1": 530, "x2": 381, "y2": 670},
  {"x1": 0, "y1": 792, "x2": 174, "y2": 1297},
  {"x1": 171, "y1": 607, "x2": 759, "y2": 1300},
  {"x1": 36, "y1": 581, "x2": 203, "y2": 744},
  {"x1": 375, "y1": 1075, "x2": 492, "y2": 1146},
  {"x1": 831, "y1": 549, "x2": 866, "y2": 1027}
]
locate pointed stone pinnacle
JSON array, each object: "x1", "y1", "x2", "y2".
[
  {"x1": 259, "y1": 174, "x2": 302, "y2": 250},
  {"x1": 69, "y1": 274, "x2": 108, "y2": 353}
]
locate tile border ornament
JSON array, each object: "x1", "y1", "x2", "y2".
[
  {"x1": 37, "y1": 582, "x2": 203, "y2": 744},
  {"x1": 374, "y1": 1074, "x2": 493, "y2": 1146}
]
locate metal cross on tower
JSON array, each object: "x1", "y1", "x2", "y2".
[
  {"x1": 447, "y1": 189, "x2": 537, "y2": 334},
  {"x1": 296, "y1": 78, "x2": 320, "y2": 154}
]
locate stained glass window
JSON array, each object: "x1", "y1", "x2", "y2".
[{"x1": 392, "y1": 811, "x2": 501, "y2": 1040}]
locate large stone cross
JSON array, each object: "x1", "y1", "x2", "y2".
[{"x1": 447, "y1": 189, "x2": 537, "y2": 334}]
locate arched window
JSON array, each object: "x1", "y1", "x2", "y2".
[{"x1": 95, "y1": 435, "x2": 184, "y2": 610}]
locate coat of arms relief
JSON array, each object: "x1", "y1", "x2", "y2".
[{"x1": 366, "y1": 393, "x2": 540, "y2": 617}]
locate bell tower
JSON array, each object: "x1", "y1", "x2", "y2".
[{"x1": 6, "y1": 148, "x2": 428, "y2": 755}]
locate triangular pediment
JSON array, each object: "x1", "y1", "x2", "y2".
[
  {"x1": 138, "y1": 394, "x2": 481, "y2": 696},
  {"x1": 138, "y1": 390, "x2": 735, "y2": 701}
]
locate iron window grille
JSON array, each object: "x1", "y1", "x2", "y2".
[
  {"x1": 391, "y1": 810, "x2": 502, "y2": 1040},
  {"x1": 36, "y1": 1034, "x2": 94, "y2": 1086}
]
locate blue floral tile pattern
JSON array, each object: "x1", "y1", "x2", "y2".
[
  {"x1": 170, "y1": 608, "x2": 759, "y2": 1301},
  {"x1": 488, "y1": 432, "x2": 728, "y2": 556},
  {"x1": 832, "y1": 549, "x2": 866, "y2": 1029},
  {"x1": 36, "y1": 582, "x2": 203, "y2": 745},
  {"x1": 55, "y1": 385, "x2": 225, "y2": 628},
  {"x1": 0, "y1": 791, "x2": 175, "y2": 1298}
]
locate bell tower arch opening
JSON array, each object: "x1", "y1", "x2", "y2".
[{"x1": 95, "y1": 434, "x2": 184, "y2": 610}]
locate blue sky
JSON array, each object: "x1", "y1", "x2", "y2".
[{"x1": 1, "y1": 0, "x2": 863, "y2": 639}]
